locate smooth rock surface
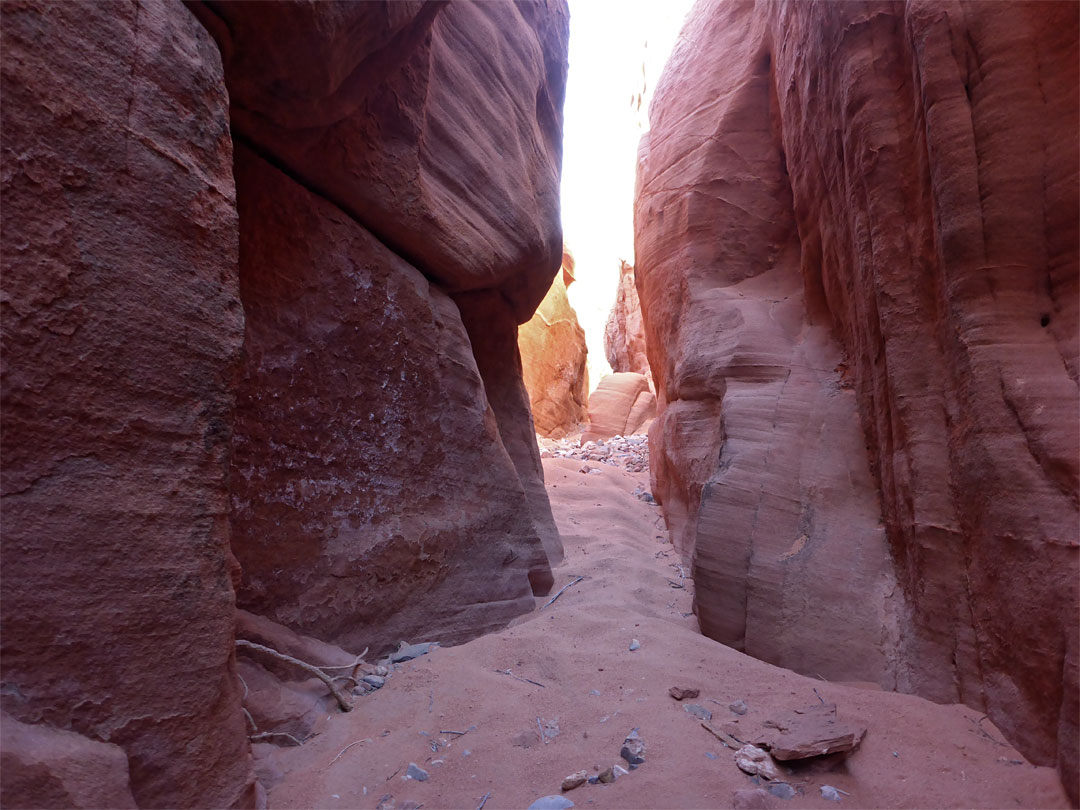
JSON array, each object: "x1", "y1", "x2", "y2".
[
  {"x1": 206, "y1": 0, "x2": 569, "y2": 320},
  {"x1": 0, "y1": 2, "x2": 253, "y2": 805},
  {"x1": 519, "y1": 246, "x2": 590, "y2": 438},
  {"x1": 635, "y1": 1, "x2": 1078, "y2": 797},
  {"x1": 581, "y1": 373, "x2": 656, "y2": 442}
]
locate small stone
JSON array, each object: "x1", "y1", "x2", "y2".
[
  {"x1": 587, "y1": 775, "x2": 599, "y2": 785},
  {"x1": 579, "y1": 464, "x2": 593, "y2": 474},
  {"x1": 362, "y1": 675, "x2": 386, "y2": 689},
  {"x1": 375, "y1": 665, "x2": 389, "y2": 677},
  {"x1": 405, "y1": 763, "x2": 429, "y2": 782},
  {"x1": 729, "y1": 699, "x2": 748, "y2": 715},
  {"x1": 629, "y1": 639, "x2": 641, "y2": 651},
  {"x1": 684, "y1": 703, "x2": 712, "y2": 721},
  {"x1": 705, "y1": 751, "x2": 718, "y2": 760},
  {"x1": 620, "y1": 728, "x2": 646, "y2": 765},
  {"x1": 561, "y1": 771, "x2": 588, "y2": 791},
  {"x1": 528, "y1": 796, "x2": 574, "y2": 810},
  {"x1": 613, "y1": 765, "x2": 629, "y2": 777},
  {"x1": 768, "y1": 783, "x2": 796, "y2": 800},
  {"x1": 597, "y1": 765, "x2": 616, "y2": 784},
  {"x1": 668, "y1": 686, "x2": 700, "y2": 701},
  {"x1": 390, "y1": 641, "x2": 438, "y2": 664},
  {"x1": 820, "y1": 785, "x2": 846, "y2": 802},
  {"x1": 732, "y1": 788, "x2": 776, "y2": 809},
  {"x1": 756, "y1": 704, "x2": 864, "y2": 761},
  {"x1": 733, "y1": 745, "x2": 782, "y2": 781}
]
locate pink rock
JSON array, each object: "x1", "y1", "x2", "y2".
[
  {"x1": 519, "y1": 247, "x2": 590, "y2": 438},
  {"x1": 0, "y1": 714, "x2": 137, "y2": 809},
  {"x1": 0, "y1": 2, "x2": 253, "y2": 805},
  {"x1": 581, "y1": 373, "x2": 655, "y2": 442},
  {"x1": 604, "y1": 260, "x2": 651, "y2": 383},
  {"x1": 636, "y1": 0, "x2": 1078, "y2": 799}
]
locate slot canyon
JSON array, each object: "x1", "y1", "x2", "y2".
[{"x1": 0, "y1": 1, "x2": 1076, "y2": 808}]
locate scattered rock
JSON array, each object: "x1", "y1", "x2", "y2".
[
  {"x1": 684, "y1": 703, "x2": 712, "y2": 721},
  {"x1": 535, "y1": 433, "x2": 650, "y2": 474},
  {"x1": 768, "y1": 783, "x2": 797, "y2": 800},
  {"x1": 390, "y1": 641, "x2": 438, "y2": 664},
  {"x1": 820, "y1": 785, "x2": 847, "y2": 802},
  {"x1": 620, "y1": 728, "x2": 646, "y2": 766},
  {"x1": 730, "y1": 699, "x2": 748, "y2": 715},
  {"x1": 756, "y1": 704, "x2": 865, "y2": 761},
  {"x1": 613, "y1": 764, "x2": 629, "y2": 777},
  {"x1": 733, "y1": 745, "x2": 783, "y2": 781},
  {"x1": 361, "y1": 675, "x2": 386, "y2": 689},
  {"x1": 705, "y1": 751, "x2": 718, "y2": 760},
  {"x1": 629, "y1": 639, "x2": 641, "y2": 651},
  {"x1": 579, "y1": 464, "x2": 593, "y2": 474},
  {"x1": 375, "y1": 665, "x2": 389, "y2": 677},
  {"x1": 528, "y1": 796, "x2": 574, "y2": 810},
  {"x1": 587, "y1": 775, "x2": 599, "y2": 785},
  {"x1": 561, "y1": 771, "x2": 588, "y2": 791},
  {"x1": 597, "y1": 765, "x2": 616, "y2": 784},
  {"x1": 404, "y1": 763, "x2": 428, "y2": 782},
  {"x1": 669, "y1": 686, "x2": 700, "y2": 701}
]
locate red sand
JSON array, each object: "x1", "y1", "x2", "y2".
[{"x1": 256, "y1": 458, "x2": 1068, "y2": 809}]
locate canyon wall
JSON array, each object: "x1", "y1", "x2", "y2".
[
  {"x1": 604, "y1": 260, "x2": 651, "y2": 382},
  {"x1": 635, "y1": 0, "x2": 1078, "y2": 799},
  {"x1": 0, "y1": 2, "x2": 254, "y2": 806},
  {"x1": 519, "y1": 247, "x2": 590, "y2": 438},
  {"x1": 1, "y1": 0, "x2": 569, "y2": 805}
]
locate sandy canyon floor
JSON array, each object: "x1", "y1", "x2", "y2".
[{"x1": 254, "y1": 457, "x2": 1069, "y2": 810}]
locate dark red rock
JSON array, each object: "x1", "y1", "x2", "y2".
[
  {"x1": 228, "y1": 146, "x2": 552, "y2": 651},
  {"x1": 0, "y1": 1, "x2": 253, "y2": 806},
  {"x1": 636, "y1": 0, "x2": 1079, "y2": 799},
  {"x1": 203, "y1": 0, "x2": 569, "y2": 320},
  {"x1": 0, "y1": 714, "x2": 137, "y2": 809},
  {"x1": 756, "y1": 704, "x2": 865, "y2": 761},
  {"x1": 519, "y1": 247, "x2": 590, "y2": 438}
]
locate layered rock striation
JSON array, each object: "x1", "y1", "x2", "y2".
[
  {"x1": 635, "y1": 0, "x2": 1078, "y2": 798},
  {"x1": 519, "y1": 247, "x2": 590, "y2": 438},
  {"x1": 2, "y1": 0, "x2": 569, "y2": 805}
]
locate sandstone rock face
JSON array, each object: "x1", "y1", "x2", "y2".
[
  {"x1": 229, "y1": 146, "x2": 552, "y2": 652},
  {"x1": 519, "y1": 248, "x2": 590, "y2": 438},
  {"x1": 0, "y1": 714, "x2": 137, "y2": 809},
  {"x1": 203, "y1": 0, "x2": 568, "y2": 321},
  {"x1": 0, "y1": 2, "x2": 254, "y2": 806},
  {"x1": 581, "y1": 373, "x2": 656, "y2": 443},
  {"x1": 636, "y1": 0, "x2": 1079, "y2": 797},
  {"x1": 604, "y1": 260, "x2": 651, "y2": 382}
]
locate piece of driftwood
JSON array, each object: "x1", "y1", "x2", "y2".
[{"x1": 235, "y1": 639, "x2": 353, "y2": 712}]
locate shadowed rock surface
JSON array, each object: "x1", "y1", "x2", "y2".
[{"x1": 635, "y1": 0, "x2": 1078, "y2": 799}]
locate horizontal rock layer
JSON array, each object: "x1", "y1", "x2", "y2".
[{"x1": 636, "y1": 0, "x2": 1078, "y2": 799}]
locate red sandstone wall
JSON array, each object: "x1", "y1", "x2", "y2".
[
  {"x1": 635, "y1": 0, "x2": 1079, "y2": 798},
  {"x1": 0, "y1": 1, "x2": 254, "y2": 805},
  {"x1": 604, "y1": 260, "x2": 651, "y2": 383}
]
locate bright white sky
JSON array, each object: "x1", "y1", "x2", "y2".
[{"x1": 561, "y1": 0, "x2": 695, "y2": 390}]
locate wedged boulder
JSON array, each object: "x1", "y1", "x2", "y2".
[
  {"x1": 581, "y1": 373, "x2": 656, "y2": 443},
  {"x1": 0, "y1": 714, "x2": 137, "y2": 809},
  {"x1": 604, "y1": 260, "x2": 650, "y2": 381},
  {"x1": 0, "y1": 2, "x2": 253, "y2": 805},
  {"x1": 636, "y1": 0, "x2": 1079, "y2": 798},
  {"x1": 519, "y1": 247, "x2": 590, "y2": 438},
  {"x1": 228, "y1": 146, "x2": 548, "y2": 653},
  {"x1": 202, "y1": 0, "x2": 569, "y2": 320}
]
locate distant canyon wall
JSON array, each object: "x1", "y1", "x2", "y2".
[
  {"x1": 635, "y1": 0, "x2": 1078, "y2": 799},
  {"x1": 1, "y1": 1, "x2": 569, "y2": 806}
]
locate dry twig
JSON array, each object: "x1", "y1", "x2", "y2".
[
  {"x1": 476, "y1": 791, "x2": 491, "y2": 810},
  {"x1": 495, "y1": 669, "x2": 546, "y2": 688},
  {"x1": 249, "y1": 731, "x2": 303, "y2": 746},
  {"x1": 236, "y1": 639, "x2": 353, "y2": 712},
  {"x1": 541, "y1": 576, "x2": 585, "y2": 609},
  {"x1": 329, "y1": 739, "x2": 372, "y2": 766}
]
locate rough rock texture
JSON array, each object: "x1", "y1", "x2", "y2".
[
  {"x1": 0, "y1": 714, "x2": 137, "y2": 810},
  {"x1": 201, "y1": 0, "x2": 568, "y2": 321},
  {"x1": 581, "y1": 373, "x2": 657, "y2": 443},
  {"x1": 228, "y1": 146, "x2": 552, "y2": 653},
  {"x1": 0, "y1": 2, "x2": 254, "y2": 806},
  {"x1": 604, "y1": 260, "x2": 651, "y2": 382},
  {"x1": 519, "y1": 247, "x2": 590, "y2": 438},
  {"x1": 635, "y1": 0, "x2": 1079, "y2": 799}
]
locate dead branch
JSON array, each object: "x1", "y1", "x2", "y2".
[
  {"x1": 242, "y1": 707, "x2": 258, "y2": 732},
  {"x1": 249, "y1": 731, "x2": 303, "y2": 746},
  {"x1": 476, "y1": 791, "x2": 491, "y2": 810},
  {"x1": 236, "y1": 638, "x2": 353, "y2": 712},
  {"x1": 329, "y1": 739, "x2": 372, "y2": 766},
  {"x1": 541, "y1": 576, "x2": 585, "y2": 609}
]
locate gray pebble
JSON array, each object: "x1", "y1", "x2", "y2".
[
  {"x1": 362, "y1": 675, "x2": 386, "y2": 689},
  {"x1": 768, "y1": 783, "x2": 797, "y2": 800},
  {"x1": 683, "y1": 703, "x2": 712, "y2": 721},
  {"x1": 629, "y1": 639, "x2": 641, "y2": 651},
  {"x1": 405, "y1": 763, "x2": 429, "y2": 782},
  {"x1": 527, "y1": 796, "x2": 574, "y2": 810},
  {"x1": 729, "y1": 699, "x2": 748, "y2": 716}
]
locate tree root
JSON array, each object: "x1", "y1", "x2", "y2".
[{"x1": 236, "y1": 639, "x2": 354, "y2": 712}]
